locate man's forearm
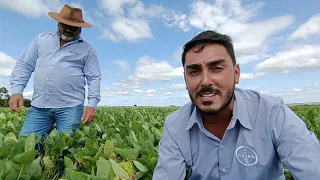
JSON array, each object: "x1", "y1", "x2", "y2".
[
  {"x1": 10, "y1": 59, "x2": 34, "y2": 94},
  {"x1": 87, "y1": 76, "x2": 101, "y2": 108}
]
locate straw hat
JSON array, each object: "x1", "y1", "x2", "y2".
[{"x1": 48, "y1": 4, "x2": 92, "y2": 28}]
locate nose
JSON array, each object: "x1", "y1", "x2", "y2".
[
  {"x1": 200, "y1": 69, "x2": 212, "y2": 87},
  {"x1": 65, "y1": 28, "x2": 72, "y2": 32}
]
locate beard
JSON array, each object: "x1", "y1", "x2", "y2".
[
  {"x1": 189, "y1": 84, "x2": 235, "y2": 116},
  {"x1": 58, "y1": 28, "x2": 79, "y2": 42},
  {"x1": 60, "y1": 33, "x2": 74, "y2": 41}
]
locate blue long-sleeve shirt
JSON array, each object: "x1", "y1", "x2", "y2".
[
  {"x1": 10, "y1": 32, "x2": 101, "y2": 108},
  {"x1": 153, "y1": 87, "x2": 320, "y2": 180}
]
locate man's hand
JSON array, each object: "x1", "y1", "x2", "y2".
[
  {"x1": 9, "y1": 94, "x2": 24, "y2": 112},
  {"x1": 81, "y1": 106, "x2": 96, "y2": 124}
]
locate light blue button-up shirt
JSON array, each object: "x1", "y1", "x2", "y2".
[
  {"x1": 153, "y1": 88, "x2": 320, "y2": 180},
  {"x1": 10, "y1": 32, "x2": 101, "y2": 108}
]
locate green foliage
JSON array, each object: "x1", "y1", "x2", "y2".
[
  {"x1": 0, "y1": 86, "x2": 32, "y2": 107},
  {"x1": 0, "y1": 105, "x2": 319, "y2": 180}
]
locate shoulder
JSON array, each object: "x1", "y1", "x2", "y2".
[
  {"x1": 164, "y1": 102, "x2": 194, "y2": 130},
  {"x1": 80, "y1": 40, "x2": 98, "y2": 58},
  {"x1": 28, "y1": 32, "x2": 56, "y2": 46},
  {"x1": 79, "y1": 38, "x2": 96, "y2": 52},
  {"x1": 34, "y1": 32, "x2": 55, "y2": 40},
  {"x1": 235, "y1": 87, "x2": 287, "y2": 127}
]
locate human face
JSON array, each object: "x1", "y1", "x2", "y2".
[
  {"x1": 184, "y1": 44, "x2": 240, "y2": 115},
  {"x1": 58, "y1": 22, "x2": 81, "y2": 41}
]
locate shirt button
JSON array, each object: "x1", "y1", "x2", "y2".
[
  {"x1": 46, "y1": 78, "x2": 49, "y2": 80},
  {"x1": 221, "y1": 168, "x2": 227, "y2": 173},
  {"x1": 220, "y1": 145, "x2": 224, "y2": 148}
]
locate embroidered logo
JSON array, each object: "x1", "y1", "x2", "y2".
[{"x1": 235, "y1": 146, "x2": 258, "y2": 166}]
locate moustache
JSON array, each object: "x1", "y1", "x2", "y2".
[
  {"x1": 196, "y1": 87, "x2": 219, "y2": 97},
  {"x1": 62, "y1": 31, "x2": 73, "y2": 37}
]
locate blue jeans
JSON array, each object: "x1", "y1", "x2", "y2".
[{"x1": 19, "y1": 104, "x2": 84, "y2": 137}]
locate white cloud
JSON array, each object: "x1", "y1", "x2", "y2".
[
  {"x1": 131, "y1": 55, "x2": 183, "y2": 82},
  {"x1": 231, "y1": 15, "x2": 294, "y2": 59},
  {"x1": 172, "y1": 47, "x2": 183, "y2": 61},
  {"x1": 266, "y1": 82, "x2": 320, "y2": 104},
  {"x1": 0, "y1": 0, "x2": 95, "y2": 27},
  {"x1": 163, "y1": 0, "x2": 294, "y2": 65},
  {"x1": 0, "y1": 52, "x2": 16, "y2": 77},
  {"x1": 186, "y1": 0, "x2": 263, "y2": 30},
  {"x1": 146, "y1": 89, "x2": 157, "y2": 96},
  {"x1": 100, "y1": 0, "x2": 136, "y2": 15},
  {"x1": 101, "y1": 15, "x2": 153, "y2": 43},
  {"x1": 183, "y1": 94, "x2": 190, "y2": 100},
  {"x1": 111, "y1": 56, "x2": 184, "y2": 96},
  {"x1": 113, "y1": 60, "x2": 130, "y2": 72},
  {"x1": 109, "y1": 17, "x2": 153, "y2": 42},
  {"x1": 161, "y1": 84, "x2": 186, "y2": 92},
  {"x1": 133, "y1": 89, "x2": 143, "y2": 93},
  {"x1": 240, "y1": 73, "x2": 255, "y2": 80},
  {"x1": 129, "y1": 1, "x2": 164, "y2": 19},
  {"x1": 240, "y1": 72, "x2": 265, "y2": 80},
  {"x1": 112, "y1": 81, "x2": 139, "y2": 90},
  {"x1": 255, "y1": 44, "x2": 320, "y2": 73},
  {"x1": 162, "y1": 10, "x2": 189, "y2": 32},
  {"x1": 166, "y1": 92, "x2": 172, "y2": 95},
  {"x1": 99, "y1": 0, "x2": 164, "y2": 43},
  {"x1": 0, "y1": 0, "x2": 63, "y2": 18},
  {"x1": 101, "y1": 87, "x2": 129, "y2": 97},
  {"x1": 101, "y1": 29, "x2": 120, "y2": 42},
  {"x1": 289, "y1": 14, "x2": 320, "y2": 41}
]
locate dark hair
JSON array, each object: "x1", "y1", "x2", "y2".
[{"x1": 181, "y1": 30, "x2": 236, "y2": 66}]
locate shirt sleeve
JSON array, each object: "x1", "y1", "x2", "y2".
[
  {"x1": 270, "y1": 100, "x2": 320, "y2": 179},
  {"x1": 153, "y1": 123, "x2": 186, "y2": 180},
  {"x1": 84, "y1": 47, "x2": 101, "y2": 108},
  {"x1": 10, "y1": 35, "x2": 39, "y2": 94}
]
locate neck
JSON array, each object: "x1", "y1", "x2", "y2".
[
  {"x1": 201, "y1": 97, "x2": 235, "y2": 140},
  {"x1": 60, "y1": 38, "x2": 67, "y2": 47}
]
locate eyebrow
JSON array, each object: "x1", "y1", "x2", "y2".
[{"x1": 186, "y1": 59, "x2": 226, "y2": 70}]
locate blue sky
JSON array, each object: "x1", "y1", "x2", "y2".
[{"x1": 0, "y1": 0, "x2": 319, "y2": 106}]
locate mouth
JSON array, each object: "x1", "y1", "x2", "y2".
[
  {"x1": 63, "y1": 33, "x2": 73, "y2": 37},
  {"x1": 200, "y1": 92, "x2": 217, "y2": 97},
  {"x1": 198, "y1": 91, "x2": 218, "y2": 104}
]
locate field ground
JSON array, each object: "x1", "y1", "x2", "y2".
[{"x1": 0, "y1": 105, "x2": 319, "y2": 179}]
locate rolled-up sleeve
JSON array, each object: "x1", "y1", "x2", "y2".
[
  {"x1": 270, "y1": 100, "x2": 320, "y2": 179},
  {"x1": 84, "y1": 47, "x2": 101, "y2": 108},
  {"x1": 153, "y1": 123, "x2": 186, "y2": 180},
  {"x1": 10, "y1": 36, "x2": 38, "y2": 94}
]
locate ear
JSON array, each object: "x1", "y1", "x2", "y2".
[
  {"x1": 183, "y1": 70, "x2": 188, "y2": 88},
  {"x1": 234, "y1": 64, "x2": 240, "y2": 84}
]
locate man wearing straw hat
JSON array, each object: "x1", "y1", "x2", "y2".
[{"x1": 9, "y1": 4, "x2": 101, "y2": 137}]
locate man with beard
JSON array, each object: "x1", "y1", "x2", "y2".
[
  {"x1": 153, "y1": 30, "x2": 320, "y2": 180},
  {"x1": 9, "y1": 4, "x2": 101, "y2": 137}
]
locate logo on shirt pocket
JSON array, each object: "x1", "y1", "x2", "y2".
[
  {"x1": 235, "y1": 146, "x2": 258, "y2": 166},
  {"x1": 69, "y1": 50, "x2": 79, "y2": 55}
]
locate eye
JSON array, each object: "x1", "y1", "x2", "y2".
[
  {"x1": 188, "y1": 70, "x2": 199, "y2": 76},
  {"x1": 213, "y1": 66, "x2": 223, "y2": 71}
]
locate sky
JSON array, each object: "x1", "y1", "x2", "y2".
[{"x1": 0, "y1": 0, "x2": 319, "y2": 106}]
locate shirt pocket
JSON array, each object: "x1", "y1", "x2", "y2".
[{"x1": 62, "y1": 50, "x2": 86, "y2": 68}]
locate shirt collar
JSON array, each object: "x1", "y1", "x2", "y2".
[
  {"x1": 232, "y1": 88, "x2": 252, "y2": 130},
  {"x1": 185, "y1": 88, "x2": 252, "y2": 131},
  {"x1": 185, "y1": 104, "x2": 202, "y2": 130}
]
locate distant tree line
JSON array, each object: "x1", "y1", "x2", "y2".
[{"x1": 0, "y1": 87, "x2": 31, "y2": 107}]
